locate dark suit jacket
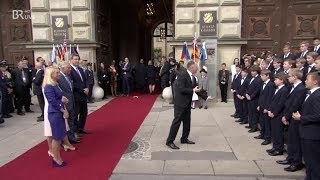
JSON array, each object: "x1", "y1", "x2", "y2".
[
  {"x1": 231, "y1": 73, "x2": 241, "y2": 92},
  {"x1": 58, "y1": 74, "x2": 74, "y2": 111},
  {"x1": 296, "y1": 51, "x2": 308, "y2": 59},
  {"x1": 300, "y1": 88, "x2": 320, "y2": 140},
  {"x1": 122, "y1": 63, "x2": 132, "y2": 78},
  {"x1": 0, "y1": 72, "x2": 7, "y2": 92},
  {"x1": 246, "y1": 76, "x2": 263, "y2": 101},
  {"x1": 70, "y1": 66, "x2": 87, "y2": 101},
  {"x1": 302, "y1": 66, "x2": 316, "y2": 83},
  {"x1": 280, "y1": 53, "x2": 296, "y2": 60},
  {"x1": 160, "y1": 61, "x2": 170, "y2": 80},
  {"x1": 11, "y1": 68, "x2": 31, "y2": 93},
  {"x1": 267, "y1": 61, "x2": 275, "y2": 73},
  {"x1": 32, "y1": 69, "x2": 44, "y2": 96},
  {"x1": 173, "y1": 69, "x2": 193, "y2": 108},
  {"x1": 85, "y1": 69, "x2": 94, "y2": 86},
  {"x1": 271, "y1": 67, "x2": 283, "y2": 81},
  {"x1": 218, "y1": 69, "x2": 230, "y2": 84},
  {"x1": 44, "y1": 84, "x2": 63, "y2": 113},
  {"x1": 311, "y1": 46, "x2": 320, "y2": 54},
  {"x1": 283, "y1": 83, "x2": 306, "y2": 121},
  {"x1": 258, "y1": 80, "x2": 275, "y2": 110},
  {"x1": 268, "y1": 86, "x2": 289, "y2": 117},
  {"x1": 237, "y1": 77, "x2": 251, "y2": 97}
]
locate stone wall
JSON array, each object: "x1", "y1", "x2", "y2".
[
  {"x1": 29, "y1": 0, "x2": 96, "y2": 64},
  {"x1": 174, "y1": 0, "x2": 245, "y2": 99}
]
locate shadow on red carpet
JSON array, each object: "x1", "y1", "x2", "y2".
[{"x1": 0, "y1": 94, "x2": 158, "y2": 180}]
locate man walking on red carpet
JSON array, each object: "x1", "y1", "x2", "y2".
[{"x1": 166, "y1": 60, "x2": 212, "y2": 149}]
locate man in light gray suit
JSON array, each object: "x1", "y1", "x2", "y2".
[{"x1": 58, "y1": 62, "x2": 81, "y2": 144}]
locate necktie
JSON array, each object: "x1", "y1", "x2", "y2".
[
  {"x1": 262, "y1": 82, "x2": 267, "y2": 90},
  {"x1": 21, "y1": 69, "x2": 27, "y2": 83},
  {"x1": 191, "y1": 75, "x2": 196, "y2": 87},
  {"x1": 305, "y1": 90, "x2": 312, "y2": 101},
  {"x1": 274, "y1": 87, "x2": 280, "y2": 95},
  {"x1": 65, "y1": 75, "x2": 72, "y2": 90},
  {"x1": 249, "y1": 77, "x2": 255, "y2": 85},
  {"x1": 76, "y1": 67, "x2": 83, "y2": 81}
]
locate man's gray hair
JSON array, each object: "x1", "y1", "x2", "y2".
[{"x1": 59, "y1": 61, "x2": 70, "y2": 69}]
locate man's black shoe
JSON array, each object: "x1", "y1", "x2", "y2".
[
  {"x1": 79, "y1": 129, "x2": 92, "y2": 134},
  {"x1": 234, "y1": 115, "x2": 240, "y2": 118},
  {"x1": 239, "y1": 121, "x2": 248, "y2": 125},
  {"x1": 245, "y1": 125, "x2": 251, "y2": 129},
  {"x1": 0, "y1": 118, "x2": 4, "y2": 124},
  {"x1": 166, "y1": 142, "x2": 179, "y2": 149},
  {"x1": 181, "y1": 139, "x2": 195, "y2": 144},
  {"x1": 248, "y1": 128, "x2": 258, "y2": 133},
  {"x1": 268, "y1": 150, "x2": 283, "y2": 156},
  {"x1": 2, "y1": 115, "x2": 13, "y2": 118},
  {"x1": 266, "y1": 148, "x2": 275, "y2": 153},
  {"x1": 17, "y1": 112, "x2": 25, "y2": 115},
  {"x1": 26, "y1": 110, "x2": 34, "y2": 113},
  {"x1": 37, "y1": 117, "x2": 44, "y2": 122},
  {"x1": 254, "y1": 135, "x2": 263, "y2": 139},
  {"x1": 276, "y1": 160, "x2": 291, "y2": 165},
  {"x1": 261, "y1": 139, "x2": 271, "y2": 145},
  {"x1": 284, "y1": 164, "x2": 304, "y2": 172},
  {"x1": 235, "y1": 119, "x2": 242, "y2": 122}
]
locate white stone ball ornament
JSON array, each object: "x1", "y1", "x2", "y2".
[
  {"x1": 92, "y1": 85, "x2": 104, "y2": 99},
  {"x1": 162, "y1": 86, "x2": 173, "y2": 103}
]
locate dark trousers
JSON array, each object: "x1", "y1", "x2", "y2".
[
  {"x1": 1, "y1": 93, "x2": 9, "y2": 116},
  {"x1": 161, "y1": 77, "x2": 169, "y2": 91},
  {"x1": 37, "y1": 94, "x2": 44, "y2": 118},
  {"x1": 67, "y1": 109, "x2": 76, "y2": 140},
  {"x1": 219, "y1": 83, "x2": 228, "y2": 102},
  {"x1": 286, "y1": 120, "x2": 302, "y2": 166},
  {"x1": 301, "y1": 139, "x2": 320, "y2": 180},
  {"x1": 167, "y1": 105, "x2": 191, "y2": 143},
  {"x1": 73, "y1": 100, "x2": 88, "y2": 131},
  {"x1": 233, "y1": 92, "x2": 240, "y2": 115},
  {"x1": 99, "y1": 83, "x2": 108, "y2": 98},
  {"x1": 259, "y1": 111, "x2": 271, "y2": 140},
  {"x1": 248, "y1": 99, "x2": 259, "y2": 129},
  {"x1": 87, "y1": 84, "x2": 94, "y2": 101},
  {"x1": 16, "y1": 87, "x2": 30, "y2": 112},
  {"x1": 239, "y1": 99, "x2": 248, "y2": 122},
  {"x1": 271, "y1": 116, "x2": 284, "y2": 151},
  {"x1": 122, "y1": 76, "x2": 130, "y2": 95}
]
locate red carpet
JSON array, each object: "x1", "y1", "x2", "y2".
[{"x1": 0, "y1": 94, "x2": 158, "y2": 180}]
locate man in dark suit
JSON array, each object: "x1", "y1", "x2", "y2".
[
  {"x1": 121, "y1": 57, "x2": 132, "y2": 96},
  {"x1": 159, "y1": 56, "x2": 170, "y2": 91},
  {"x1": 32, "y1": 62, "x2": 44, "y2": 121},
  {"x1": 231, "y1": 65, "x2": 242, "y2": 118},
  {"x1": 218, "y1": 63, "x2": 230, "y2": 103},
  {"x1": 302, "y1": 52, "x2": 317, "y2": 82},
  {"x1": 22, "y1": 57, "x2": 34, "y2": 107},
  {"x1": 276, "y1": 69, "x2": 306, "y2": 172},
  {"x1": 166, "y1": 60, "x2": 212, "y2": 149},
  {"x1": 267, "y1": 72, "x2": 289, "y2": 156},
  {"x1": 245, "y1": 65, "x2": 263, "y2": 132},
  {"x1": 297, "y1": 41, "x2": 309, "y2": 59},
  {"x1": 256, "y1": 70, "x2": 275, "y2": 145},
  {"x1": 85, "y1": 63, "x2": 94, "y2": 103},
  {"x1": 58, "y1": 61, "x2": 81, "y2": 143},
  {"x1": 11, "y1": 59, "x2": 33, "y2": 115},
  {"x1": 236, "y1": 69, "x2": 251, "y2": 124},
  {"x1": 280, "y1": 45, "x2": 296, "y2": 60},
  {"x1": 271, "y1": 59, "x2": 283, "y2": 81},
  {"x1": 292, "y1": 72, "x2": 320, "y2": 180},
  {"x1": 69, "y1": 54, "x2": 90, "y2": 134},
  {"x1": 311, "y1": 37, "x2": 320, "y2": 54}
]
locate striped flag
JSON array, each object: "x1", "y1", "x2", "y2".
[
  {"x1": 51, "y1": 44, "x2": 57, "y2": 64},
  {"x1": 181, "y1": 42, "x2": 191, "y2": 61},
  {"x1": 191, "y1": 36, "x2": 200, "y2": 61},
  {"x1": 76, "y1": 44, "x2": 80, "y2": 56},
  {"x1": 56, "y1": 45, "x2": 63, "y2": 61},
  {"x1": 200, "y1": 42, "x2": 207, "y2": 61}
]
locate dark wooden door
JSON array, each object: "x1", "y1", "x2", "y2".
[
  {"x1": 242, "y1": 0, "x2": 320, "y2": 55},
  {"x1": 0, "y1": 0, "x2": 33, "y2": 66}
]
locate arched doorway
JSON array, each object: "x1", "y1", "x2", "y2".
[{"x1": 152, "y1": 22, "x2": 174, "y2": 63}]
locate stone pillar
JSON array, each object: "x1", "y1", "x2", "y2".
[{"x1": 173, "y1": 0, "x2": 246, "y2": 100}]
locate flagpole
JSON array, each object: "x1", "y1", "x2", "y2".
[{"x1": 193, "y1": 32, "x2": 196, "y2": 62}]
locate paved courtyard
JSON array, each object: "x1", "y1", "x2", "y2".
[
  {"x1": 111, "y1": 97, "x2": 305, "y2": 180},
  {"x1": 0, "y1": 96, "x2": 305, "y2": 179}
]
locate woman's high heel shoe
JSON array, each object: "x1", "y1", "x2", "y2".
[
  {"x1": 48, "y1": 151, "x2": 54, "y2": 157},
  {"x1": 52, "y1": 159, "x2": 67, "y2": 167},
  {"x1": 62, "y1": 144, "x2": 77, "y2": 151}
]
